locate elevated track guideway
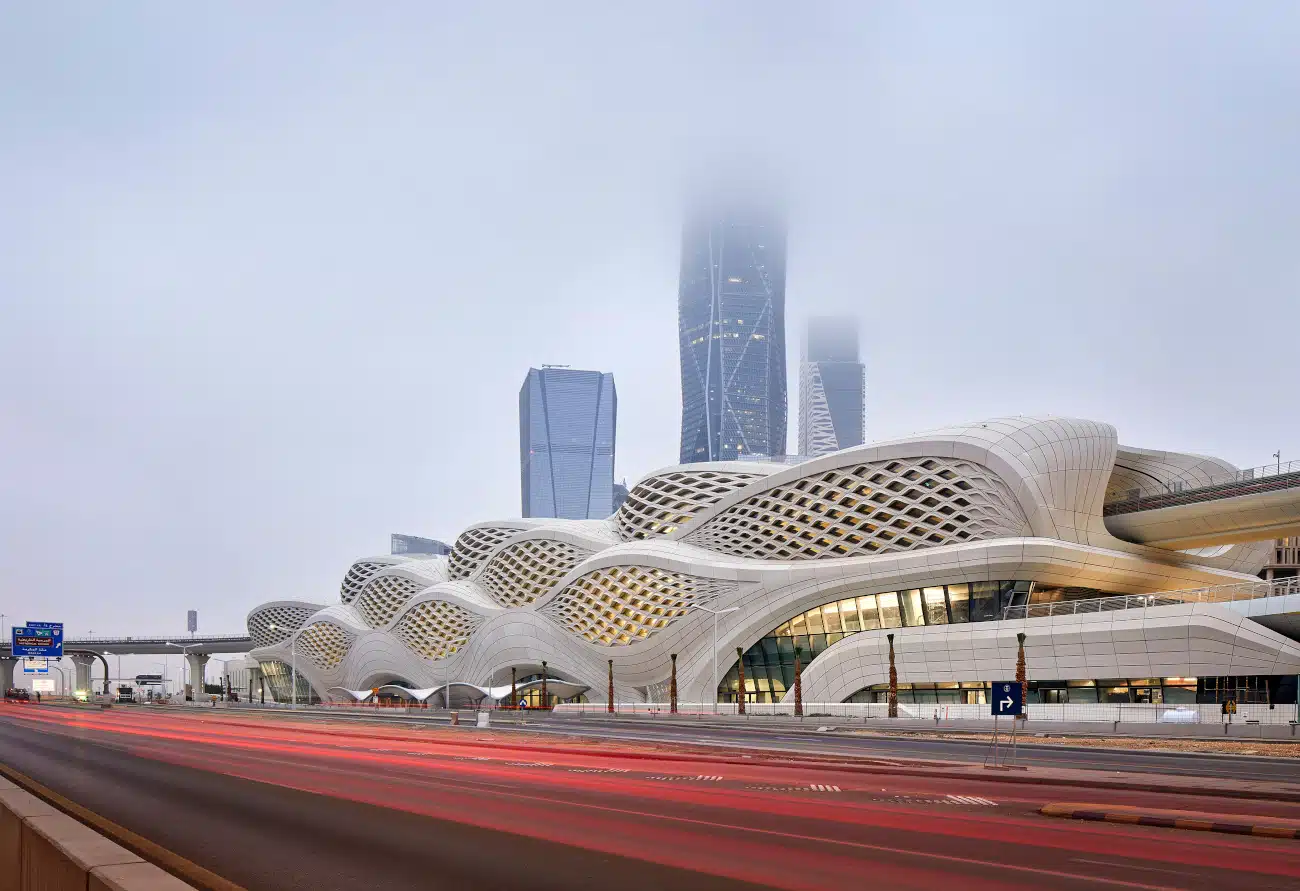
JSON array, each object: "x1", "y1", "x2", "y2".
[{"x1": 1104, "y1": 460, "x2": 1300, "y2": 550}]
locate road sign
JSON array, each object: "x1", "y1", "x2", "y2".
[
  {"x1": 25, "y1": 621, "x2": 63, "y2": 630},
  {"x1": 1221, "y1": 699, "x2": 1237, "y2": 715},
  {"x1": 991, "y1": 681, "x2": 1023, "y2": 717},
  {"x1": 21, "y1": 659, "x2": 48, "y2": 674},
  {"x1": 12, "y1": 626, "x2": 63, "y2": 659},
  {"x1": 32, "y1": 678, "x2": 55, "y2": 693},
  {"x1": 135, "y1": 674, "x2": 163, "y2": 684}
]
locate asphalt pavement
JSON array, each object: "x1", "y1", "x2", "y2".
[{"x1": 3, "y1": 705, "x2": 1298, "y2": 891}]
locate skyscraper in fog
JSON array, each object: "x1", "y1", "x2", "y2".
[
  {"x1": 677, "y1": 201, "x2": 787, "y2": 463},
  {"x1": 798, "y1": 316, "x2": 865, "y2": 456},
  {"x1": 520, "y1": 367, "x2": 617, "y2": 519}
]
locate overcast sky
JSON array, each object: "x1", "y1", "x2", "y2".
[{"x1": 3, "y1": 3, "x2": 1298, "y2": 667}]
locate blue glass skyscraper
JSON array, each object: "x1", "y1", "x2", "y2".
[
  {"x1": 678, "y1": 201, "x2": 787, "y2": 463},
  {"x1": 520, "y1": 367, "x2": 617, "y2": 519}
]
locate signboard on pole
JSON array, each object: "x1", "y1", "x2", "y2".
[
  {"x1": 21, "y1": 659, "x2": 48, "y2": 674},
  {"x1": 32, "y1": 678, "x2": 55, "y2": 693},
  {"x1": 187, "y1": 611, "x2": 198, "y2": 634},
  {"x1": 12, "y1": 625, "x2": 63, "y2": 659},
  {"x1": 991, "y1": 681, "x2": 1023, "y2": 717},
  {"x1": 135, "y1": 674, "x2": 164, "y2": 685}
]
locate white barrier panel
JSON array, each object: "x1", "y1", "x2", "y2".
[{"x1": 550, "y1": 701, "x2": 1300, "y2": 724}]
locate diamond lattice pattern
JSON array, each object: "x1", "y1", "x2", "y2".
[
  {"x1": 393, "y1": 601, "x2": 485, "y2": 661},
  {"x1": 296, "y1": 622, "x2": 355, "y2": 670},
  {"x1": 248, "y1": 605, "x2": 317, "y2": 649},
  {"x1": 478, "y1": 539, "x2": 591, "y2": 608},
  {"x1": 615, "y1": 470, "x2": 766, "y2": 539},
  {"x1": 355, "y1": 575, "x2": 426, "y2": 629},
  {"x1": 341, "y1": 561, "x2": 390, "y2": 604},
  {"x1": 449, "y1": 526, "x2": 521, "y2": 579},
  {"x1": 542, "y1": 566, "x2": 737, "y2": 646},
  {"x1": 685, "y1": 458, "x2": 1028, "y2": 560}
]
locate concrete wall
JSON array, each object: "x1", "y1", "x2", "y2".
[{"x1": 0, "y1": 779, "x2": 194, "y2": 890}]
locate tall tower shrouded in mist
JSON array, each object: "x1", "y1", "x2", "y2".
[
  {"x1": 677, "y1": 202, "x2": 787, "y2": 463},
  {"x1": 799, "y1": 316, "x2": 865, "y2": 457},
  {"x1": 520, "y1": 367, "x2": 617, "y2": 519}
]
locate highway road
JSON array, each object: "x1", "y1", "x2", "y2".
[
  {"x1": 520, "y1": 714, "x2": 1300, "y2": 782},
  {"x1": 222, "y1": 706, "x2": 1299, "y2": 783},
  {"x1": 2, "y1": 704, "x2": 1298, "y2": 890}
]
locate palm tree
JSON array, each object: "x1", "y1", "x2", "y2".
[
  {"x1": 735, "y1": 647, "x2": 746, "y2": 715},
  {"x1": 793, "y1": 646, "x2": 803, "y2": 718},
  {"x1": 887, "y1": 633, "x2": 898, "y2": 719},
  {"x1": 669, "y1": 653, "x2": 678, "y2": 714}
]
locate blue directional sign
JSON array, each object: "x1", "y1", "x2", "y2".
[
  {"x1": 12, "y1": 624, "x2": 63, "y2": 659},
  {"x1": 991, "y1": 681, "x2": 1023, "y2": 717}
]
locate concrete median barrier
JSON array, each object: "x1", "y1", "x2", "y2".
[{"x1": 0, "y1": 779, "x2": 197, "y2": 890}]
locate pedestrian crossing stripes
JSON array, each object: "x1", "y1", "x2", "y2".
[
  {"x1": 645, "y1": 775, "x2": 724, "y2": 782},
  {"x1": 745, "y1": 784, "x2": 841, "y2": 793},
  {"x1": 946, "y1": 795, "x2": 997, "y2": 807}
]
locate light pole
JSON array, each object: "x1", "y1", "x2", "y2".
[
  {"x1": 165, "y1": 642, "x2": 194, "y2": 700},
  {"x1": 687, "y1": 604, "x2": 740, "y2": 714}
]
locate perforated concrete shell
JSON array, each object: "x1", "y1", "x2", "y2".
[
  {"x1": 247, "y1": 415, "x2": 1290, "y2": 707},
  {"x1": 340, "y1": 559, "x2": 403, "y2": 604},
  {"x1": 394, "y1": 600, "x2": 485, "y2": 661},
  {"x1": 247, "y1": 602, "x2": 322, "y2": 648},
  {"x1": 296, "y1": 621, "x2": 355, "y2": 670},
  {"x1": 477, "y1": 539, "x2": 591, "y2": 608},
  {"x1": 541, "y1": 565, "x2": 739, "y2": 646},
  {"x1": 355, "y1": 575, "x2": 427, "y2": 629},
  {"x1": 685, "y1": 457, "x2": 1029, "y2": 560},
  {"x1": 448, "y1": 525, "x2": 527, "y2": 579},
  {"x1": 615, "y1": 468, "x2": 769, "y2": 539}
]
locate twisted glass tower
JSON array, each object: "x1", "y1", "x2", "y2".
[
  {"x1": 520, "y1": 367, "x2": 617, "y2": 519},
  {"x1": 678, "y1": 203, "x2": 787, "y2": 463}
]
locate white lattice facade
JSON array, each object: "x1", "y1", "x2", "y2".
[
  {"x1": 685, "y1": 457, "x2": 1029, "y2": 560},
  {"x1": 248, "y1": 415, "x2": 1300, "y2": 708}
]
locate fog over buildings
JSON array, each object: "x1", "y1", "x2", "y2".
[{"x1": 2, "y1": 3, "x2": 1298, "y2": 670}]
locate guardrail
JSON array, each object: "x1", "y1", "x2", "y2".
[
  {"x1": 1104, "y1": 459, "x2": 1300, "y2": 515},
  {"x1": 1000, "y1": 577, "x2": 1300, "y2": 621}
]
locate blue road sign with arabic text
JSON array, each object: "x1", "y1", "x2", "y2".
[{"x1": 991, "y1": 681, "x2": 1023, "y2": 716}]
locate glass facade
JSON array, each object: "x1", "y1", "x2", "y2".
[
  {"x1": 720, "y1": 581, "x2": 1033, "y2": 702},
  {"x1": 258, "y1": 660, "x2": 320, "y2": 704},
  {"x1": 678, "y1": 203, "x2": 787, "y2": 463},
  {"x1": 798, "y1": 317, "x2": 866, "y2": 456},
  {"x1": 845, "y1": 676, "x2": 1297, "y2": 705},
  {"x1": 390, "y1": 534, "x2": 451, "y2": 556},
  {"x1": 520, "y1": 368, "x2": 617, "y2": 519}
]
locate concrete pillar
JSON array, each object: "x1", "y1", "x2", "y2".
[
  {"x1": 0, "y1": 657, "x2": 16, "y2": 692},
  {"x1": 185, "y1": 653, "x2": 209, "y2": 700},
  {"x1": 69, "y1": 653, "x2": 95, "y2": 695}
]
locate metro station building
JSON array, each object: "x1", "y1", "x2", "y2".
[{"x1": 246, "y1": 416, "x2": 1300, "y2": 709}]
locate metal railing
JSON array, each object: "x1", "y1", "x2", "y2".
[
  {"x1": 62, "y1": 634, "x2": 251, "y2": 644},
  {"x1": 1001, "y1": 577, "x2": 1300, "y2": 621},
  {"x1": 1104, "y1": 459, "x2": 1300, "y2": 515}
]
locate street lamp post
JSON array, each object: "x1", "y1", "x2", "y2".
[
  {"x1": 165, "y1": 642, "x2": 195, "y2": 701},
  {"x1": 686, "y1": 604, "x2": 740, "y2": 714}
]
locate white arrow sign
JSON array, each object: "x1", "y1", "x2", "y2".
[{"x1": 1000, "y1": 697, "x2": 1013, "y2": 711}]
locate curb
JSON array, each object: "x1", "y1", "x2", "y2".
[
  {"x1": 1039, "y1": 802, "x2": 1300, "y2": 839},
  {"x1": 0, "y1": 762, "x2": 246, "y2": 891}
]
